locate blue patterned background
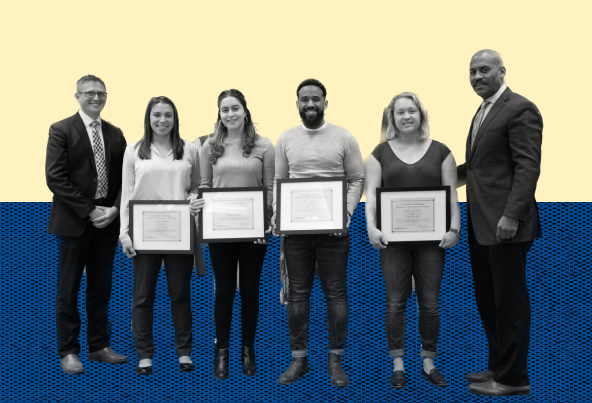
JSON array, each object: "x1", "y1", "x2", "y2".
[{"x1": 0, "y1": 202, "x2": 590, "y2": 402}]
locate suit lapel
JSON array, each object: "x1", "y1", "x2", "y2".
[
  {"x1": 72, "y1": 113, "x2": 97, "y2": 172},
  {"x1": 468, "y1": 87, "x2": 511, "y2": 162},
  {"x1": 102, "y1": 121, "x2": 112, "y2": 177}
]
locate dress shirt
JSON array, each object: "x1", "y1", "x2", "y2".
[
  {"x1": 119, "y1": 140, "x2": 201, "y2": 243},
  {"x1": 78, "y1": 110, "x2": 106, "y2": 199},
  {"x1": 480, "y1": 84, "x2": 507, "y2": 121}
]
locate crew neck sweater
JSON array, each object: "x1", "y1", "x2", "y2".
[{"x1": 274, "y1": 122, "x2": 365, "y2": 216}]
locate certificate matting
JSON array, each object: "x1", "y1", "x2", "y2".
[
  {"x1": 130, "y1": 201, "x2": 194, "y2": 254},
  {"x1": 377, "y1": 187, "x2": 450, "y2": 244},
  {"x1": 277, "y1": 177, "x2": 347, "y2": 235},
  {"x1": 199, "y1": 187, "x2": 267, "y2": 243}
]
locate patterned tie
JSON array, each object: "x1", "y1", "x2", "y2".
[
  {"x1": 90, "y1": 121, "x2": 108, "y2": 198},
  {"x1": 471, "y1": 100, "x2": 490, "y2": 149}
]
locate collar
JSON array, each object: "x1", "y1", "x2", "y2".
[
  {"x1": 78, "y1": 109, "x2": 102, "y2": 127},
  {"x1": 485, "y1": 84, "x2": 507, "y2": 105},
  {"x1": 302, "y1": 121, "x2": 328, "y2": 133}
]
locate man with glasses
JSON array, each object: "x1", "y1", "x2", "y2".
[{"x1": 46, "y1": 75, "x2": 128, "y2": 374}]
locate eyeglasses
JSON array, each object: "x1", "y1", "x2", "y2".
[{"x1": 78, "y1": 91, "x2": 108, "y2": 98}]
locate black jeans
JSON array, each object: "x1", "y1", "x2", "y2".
[
  {"x1": 132, "y1": 254, "x2": 194, "y2": 360},
  {"x1": 379, "y1": 244, "x2": 445, "y2": 358},
  {"x1": 284, "y1": 234, "x2": 350, "y2": 357},
  {"x1": 469, "y1": 232, "x2": 533, "y2": 387},
  {"x1": 55, "y1": 223, "x2": 118, "y2": 358},
  {"x1": 208, "y1": 242, "x2": 268, "y2": 349}
]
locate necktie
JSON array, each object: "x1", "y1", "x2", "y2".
[
  {"x1": 91, "y1": 121, "x2": 108, "y2": 198},
  {"x1": 471, "y1": 100, "x2": 490, "y2": 149}
]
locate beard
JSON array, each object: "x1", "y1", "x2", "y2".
[{"x1": 299, "y1": 107, "x2": 325, "y2": 129}]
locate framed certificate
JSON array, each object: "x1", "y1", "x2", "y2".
[
  {"x1": 276, "y1": 177, "x2": 347, "y2": 235},
  {"x1": 198, "y1": 187, "x2": 268, "y2": 243},
  {"x1": 376, "y1": 186, "x2": 451, "y2": 244},
  {"x1": 129, "y1": 201, "x2": 194, "y2": 254}
]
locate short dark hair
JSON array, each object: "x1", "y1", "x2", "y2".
[
  {"x1": 76, "y1": 74, "x2": 106, "y2": 90},
  {"x1": 296, "y1": 78, "x2": 327, "y2": 98}
]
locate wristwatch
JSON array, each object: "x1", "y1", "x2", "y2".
[{"x1": 449, "y1": 228, "x2": 461, "y2": 237}]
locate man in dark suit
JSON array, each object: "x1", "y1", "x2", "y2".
[
  {"x1": 457, "y1": 50, "x2": 542, "y2": 396},
  {"x1": 46, "y1": 75, "x2": 128, "y2": 374}
]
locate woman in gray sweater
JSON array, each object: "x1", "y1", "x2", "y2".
[{"x1": 191, "y1": 89, "x2": 274, "y2": 380}]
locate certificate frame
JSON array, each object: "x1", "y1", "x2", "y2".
[
  {"x1": 376, "y1": 186, "x2": 451, "y2": 245},
  {"x1": 129, "y1": 200, "x2": 194, "y2": 254},
  {"x1": 198, "y1": 187, "x2": 268, "y2": 243},
  {"x1": 276, "y1": 177, "x2": 347, "y2": 235}
]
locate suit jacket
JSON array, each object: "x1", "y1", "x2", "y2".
[
  {"x1": 457, "y1": 87, "x2": 542, "y2": 246},
  {"x1": 46, "y1": 112, "x2": 127, "y2": 237}
]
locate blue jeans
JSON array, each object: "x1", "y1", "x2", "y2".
[
  {"x1": 379, "y1": 243, "x2": 444, "y2": 358},
  {"x1": 284, "y1": 234, "x2": 350, "y2": 357}
]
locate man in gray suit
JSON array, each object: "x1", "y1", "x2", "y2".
[{"x1": 457, "y1": 50, "x2": 542, "y2": 396}]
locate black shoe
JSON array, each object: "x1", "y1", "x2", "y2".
[
  {"x1": 214, "y1": 349, "x2": 229, "y2": 380},
  {"x1": 180, "y1": 362, "x2": 195, "y2": 372},
  {"x1": 241, "y1": 346, "x2": 257, "y2": 377},
  {"x1": 465, "y1": 369, "x2": 494, "y2": 383},
  {"x1": 328, "y1": 354, "x2": 348, "y2": 387},
  {"x1": 422, "y1": 368, "x2": 448, "y2": 387},
  {"x1": 390, "y1": 370, "x2": 406, "y2": 389},
  {"x1": 135, "y1": 364, "x2": 153, "y2": 376},
  {"x1": 277, "y1": 357, "x2": 310, "y2": 385}
]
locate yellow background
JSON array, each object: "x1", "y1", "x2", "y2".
[{"x1": 2, "y1": 0, "x2": 590, "y2": 202}]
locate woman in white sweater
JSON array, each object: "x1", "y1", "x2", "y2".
[{"x1": 120, "y1": 96, "x2": 200, "y2": 375}]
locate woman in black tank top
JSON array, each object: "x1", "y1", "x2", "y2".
[{"x1": 365, "y1": 92, "x2": 461, "y2": 389}]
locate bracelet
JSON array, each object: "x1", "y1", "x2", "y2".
[{"x1": 449, "y1": 228, "x2": 461, "y2": 236}]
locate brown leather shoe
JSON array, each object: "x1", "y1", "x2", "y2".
[
  {"x1": 277, "y1": 357, "x2": 309, "y2": 385},
  {"x1": 61, "y1": 354, "x2": 84, "y2": 375},
  {"x1": 328, "y1": 354, "x2": 348, "y2": 388},
  {"x1": 469, "y1": 379, "x2": 530, "y2": 396},
  {"x1": 88, "y1": 347, "x2": 128, "y2": 364},
  {"x1": 465, "y1": 369, "x2": 495, "y2": 383}
]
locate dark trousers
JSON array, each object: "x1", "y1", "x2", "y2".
[
  {"x1": 132, "y1": 254, "x2": 194, "y2": 360},
  {"x1": 379, "y1": 244, "x2": 444, "y2": 358},
  {"x1": 208, "y1": 242, "x2": 268, "y2": 349},
  {"x1": 284, "y1": 234, "x2": 350, "y2": 356},
  {"x1": 469, "y1": 232, "x2": 533, "y2": 387},
  {"x1": 56, "y1": 222, "x2": 118, "y2": 358}
]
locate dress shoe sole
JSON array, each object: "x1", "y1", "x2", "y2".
[
  {"x1": 89, "y1": 356, "x2": 128, "y2": 364},
  {"x1": 180, "y1": 365, "x2": 195, "y2": 372},
  {"x1": 277, "y1": 367, "x2": 310, "y2": 385},
  {"x1": 214, "y1": 373, "x2": 229, "y2": 380},
  {"x1": 421, "y1": 370, "x2": 448, "y2": 387},
  {"x1": 469, "y1": 388, "x2": 530, "y2": 396},
  {"x1": 243, "y1": 370, "x2": 257, "y2": 377},
  {"x1": 61, "y1": 367, "x2": 84, "y2": 375},
  {"x1": 330, "y1": 380, "x2": 348, "y2": 388},
  {"x1": 135, "y1": 367, "x2": 153, "y2": 376}
]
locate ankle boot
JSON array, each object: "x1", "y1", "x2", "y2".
[
  {"x1": 277, "y1": 357, "x2": 310, "y2": 385},
  {"x1": 241, "y1": 346, "x2": 257, "y2": 376},
  {"x1": 214, "y1": 348, "x2": 229, "y2": 380},
  {"x1": 328, "y1": 354, "x2": 348, "y2": 387}
]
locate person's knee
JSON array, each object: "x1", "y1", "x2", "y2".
[{"x1": 386, "y1": 298, "x2": 408, "y2": 315}]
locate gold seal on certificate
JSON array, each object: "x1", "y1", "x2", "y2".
[
  {"x1": 277, "y1": 177, "x2": 347, "y2": 235},
  {"x1": 391, "y1": 198, "x2": 435, "y2": 232},
  {"x1": 142, "y1": 211, "x2": 182, "y2": 241},
  {"x1": 199, "y1": 187, "x2": 268, "y2": 243},
  {"x1": 291, "y1": 189, "x2": 333, "y2": 222},
  {"x1": 377, "y1": 187, "x2": 450, "y2": 244},
  {"x1": 212, "y1": 198, "x2": 255, "y2": 230}
]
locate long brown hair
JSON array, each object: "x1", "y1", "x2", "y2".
[{"x1": 136, "y1": 96, "x2": 184, "y2": 160}]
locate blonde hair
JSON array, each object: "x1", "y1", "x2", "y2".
[{"x1": 383, "y1": 92, "x2": 430, "y2": 142}]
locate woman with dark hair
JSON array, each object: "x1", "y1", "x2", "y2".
[
  {"x1": 120, "y1": 96, "x2": 200, "y2": 375},
  {"x1": 365, "y1": 92, "x2": 461, "y2": 389},
  {"x1": 191, "y1": 89, "x2": 274, "y2": 380}
]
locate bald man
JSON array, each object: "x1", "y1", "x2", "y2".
[{"x1": 457, "y1": 50, "x2": 542, "y2": 396}]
